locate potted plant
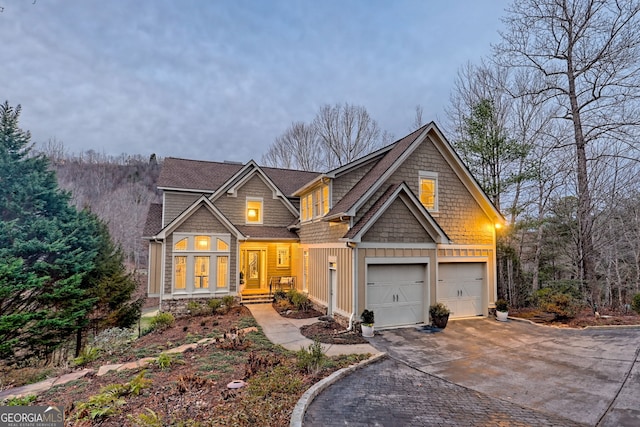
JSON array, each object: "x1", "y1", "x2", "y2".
[
  {"x1": 429, "y1": 302, "x2": 450, "y2": 329},
  {"x1": 360, "y1": 309, "x2": 375, "y2": 337},
  {"x1": 495, "y1": 298, "x2": 509, "y2": 322}
]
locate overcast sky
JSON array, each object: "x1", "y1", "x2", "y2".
[{"x1": 2, "y1": 0, "x2": 509, "y2": 163}]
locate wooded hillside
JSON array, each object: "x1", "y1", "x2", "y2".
[{"x1": 38, "y1": 143, "x2": 161, "y2": 271}]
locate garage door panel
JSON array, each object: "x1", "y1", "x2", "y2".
[
  {"x1": 367, "y1": 264, "x2": 426, "y2": 328},
  {"x1": 438, "y1": 263, "x2": 485, "y2": 319}
]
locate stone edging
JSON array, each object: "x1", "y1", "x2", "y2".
[
  {"x1": 289, "y1": 352, "x2": 387, "y2": 427},
  {"x1": 506, "y1": 315, "x2": 640, "y2": 330}
]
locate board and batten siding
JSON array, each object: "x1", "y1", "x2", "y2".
[
  {"x1": 356, "y1": 247, "x2": 436, "y2": 315},
  {"x1": 306, "y1": 246, "x2": 353, "y2": 316},
  {"x1": 148, "y1": 241, "x2": 163, "y2": 296}
]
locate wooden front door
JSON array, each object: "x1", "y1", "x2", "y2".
[{"x1": 246, "y1": 250, "x2": 261, "y2": 289}]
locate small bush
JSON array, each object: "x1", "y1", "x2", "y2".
[
  {"x1": 273, "y1": 289, "x2": 287, "y2": 302},
  {"x1": 208, "y1": 298, "x2": 223, "y2": 314},
  {"x1": 148, "y1": 312, "x2": 175, "y2": 332},
  {"x1": 127, "y1": 409, "x2": 163, "y2": 427},
  {"x1": 222, "y1": 295, "x2": 236, "y2": 312},
  {"x1": 429, "y1": 302, "x2": 450, "y2": 318},
  {"x1": 4, "y1": 394, "x2": 36, "y2": 406},
  {"x1": 92, "y1": 327, "x2": 132, "y2": 356},
  {"x1": 296, "y1": 340, "x2": 326, "y2": 375},
  {"x1": 360, "y1": 309, "x2": 374, "y2": 325},
  {"x1": 632, "y1": 293, "x2": 640, "y2": 315},
  {"x1": 187, "y1": 301, "x2": 207, "y2": 316},
  {"x1": 495, "y1": 298, "x2": 509, "y2": 312},
  {"x1": 73, "y1": 346, "x2": 100, "y2": 367},
  {"x1": 534, "y1": 285, "x2": 581, "y2": 319},
  {"x1": 290, "y1": 290, "x2": 311, "y2": 311}
]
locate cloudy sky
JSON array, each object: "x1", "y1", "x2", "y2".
[{"x1": 2, "y1": 0, "x2": 509, "y2": 163}]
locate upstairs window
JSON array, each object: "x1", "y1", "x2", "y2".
[
  {"x1": 174, "y1": 238, "x2": 188, "y2": 251},
  {"x1": 301, "y1": 184, "x2": 330, "y2": 221},
  {"x1": 246, "y1": 198, "x2": 263, "y2": 224},
  {"x1": 419, "y1": 172, "x2": 438, "y2": 211},
  {"x1": 195, "y1": 236, "x2": 211, "y2": 250}
]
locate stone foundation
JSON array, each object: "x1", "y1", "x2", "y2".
[{"x1": 161, "y1": 296, "x2": 238, "y2": 318}]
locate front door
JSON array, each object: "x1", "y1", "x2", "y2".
[{"x1": 246, "y1": 250, "x2": 261, "y2": 289}]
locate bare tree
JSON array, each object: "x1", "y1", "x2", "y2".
[
  {"x1": 261, "y1": 122, "x2": 324, "y2": 171},
  {"x1": 262, "y1": 103, "x2": 386, "y2": 171},
  {"x1": 313, "y1": 103, "x2": 383, "y2": 169},
  {"x1": 496, "y1": 0, "x2": 640, "y2": 302}
]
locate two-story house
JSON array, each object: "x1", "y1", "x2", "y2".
[{"x1": 143, "y1": 122, "x2": 504, "y2": 328}]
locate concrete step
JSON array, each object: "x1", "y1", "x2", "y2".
[{"x1": 241, "y1": 294, "x2": 273, "y2": 304}]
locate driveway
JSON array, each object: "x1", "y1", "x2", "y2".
[{"x1": 303, "y1": 318, "x2": 640, "y2": 426}]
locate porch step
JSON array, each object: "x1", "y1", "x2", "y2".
[{"x1": 241, "y1": 293, "x2": 273, "y2": 304}]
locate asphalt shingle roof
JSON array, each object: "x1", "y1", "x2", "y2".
[
  {"x1": 143, "y1": 203, "x2": 163, "y2": 237},
  {"x1": 158, "y1": 157, "x2": 321, "y2": 197}
]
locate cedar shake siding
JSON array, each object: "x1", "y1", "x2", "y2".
[
  {"x1": 164, "y1": 206, "x2": 238, "y2": 295},
  {"x1": 331, "y1": 160, "x2": 376, "y2": 206},
  {"x1": 361, "y1": 198, "x2": 434, "y2": 243},
  {"x1": 298, "y1": 220, "x2": 349, "y2": 244},
  {"x1": 214, "y1": 174, "x2": 297, "y2": 226},
  {"x1": 163, "y1": 192, "x2": 206, "y2": 226}
]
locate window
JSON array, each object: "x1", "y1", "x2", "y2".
[
  {"x1": 277, "y1": 246, "x2": 290, "y2": 268},
  {"x1": 174, "y1": 238, "x2": 187, "y2": 251},
  {"x1": 246, "y1": 198, "x2": 263, "y2": 224},
  {"x1": 194, "y1": 256, "x2": 210, "y2": 288},
  {"x1": 195, "y1": 236, "x2": 211, "y2": 250},
  {"x1": 172, "y1": 233, "x2": 231, "y2": 293},
  {"x1": 217, "y1": 257, "x2": 228, "y2": 288},
  {"x1": 419, "y1": 172, "x2": 438, "y2": 211},
  {"x1": 175, "y1": 256, "x2": 187, "y2": 289},
  {"x1": 301, "y1": 184, "x2": 329, "y2": 221}
]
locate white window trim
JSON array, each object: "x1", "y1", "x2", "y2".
[
  {"x1": 246, "y1": 197, "x2": 263, "y2": 224},
  {"x1": 419, "y1": 171, "x2": 439, "y2": 212},
  {"x1": 172, "y1": 233, "x2": 231, "y2": 293}
]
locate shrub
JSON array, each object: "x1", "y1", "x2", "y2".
[
  {"x1": 495, "y1": 298, "x2": 509, "y2": 312},
  {"x1": 73, "y1": 345, "x2": 100, "y2": 366},
  {"x1": 92, "y1": 327, "x2": 132, "y2": 356},
  {"x1": 187, "y1": 301, "x2": 207, "y2": 316},
  {"x1": 208, "y1": 298, "x2": 223, "y2": 314},
  {"x1": 429, "y1": 302, "x2": 450, "y2": 318},
  {"x1": 360, "y1": 309, "x2": 374, "y2": 325},
  {"x1": 296, "y1": 340, "x2": 326, "y2": 375},
  {"x1": 127, "y1": 409, "x2": 163, "y2": 427},
  {"x1": 273, "y1": 289, "x2": 287, "y2": 302},
  {"x1": 632, "y1": 293, "x2": 640, "y2": 315},
  {"x1": 534, "y1": 285, "x2": 581, "y2": 319},
  {"x1": 222, "y1": 295, "x2": 236, "y2": 311},
  {"x1": 148, "y1": 312, "x2": 175, "y2": 332},
  {"x1": 290, "y1": 290, "x2": 311, "y2": 311},
  {"x1": 4, "y1": 395, "x2": 36, "y2": 406}
]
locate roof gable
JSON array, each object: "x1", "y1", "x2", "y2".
[
  {"x1": 343, "y1": 182, "x2": 449, "y2": 243},
  {"x1": 153, "y1": 195, "x2": 243, "y2": 240}
]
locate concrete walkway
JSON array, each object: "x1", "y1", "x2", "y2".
[{"x1": 246, "y1": 303, "x2": 380, "y2": 356}]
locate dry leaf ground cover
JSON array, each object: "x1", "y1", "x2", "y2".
[{"x1": 2, "y1": 306, "x2": 369, "y2": 426}]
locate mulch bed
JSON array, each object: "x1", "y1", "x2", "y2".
[
  {"x1": 510, "y1": 307, "x2": 640, "y2": 328},
  {"x1": 300, "y1": 318, "x2": 369, "y2": 345}
]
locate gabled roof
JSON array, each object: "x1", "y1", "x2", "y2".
[
  {"x1": 152, "y1": 195, "x2": 243, "y2": 240},
  {"x1": 326, "y1": 124, "x2": 429, "y2": 219},
  {"x1": 343, "y1": 182, "x2": 449, "y2": 243},
  {"x1": 158, "y1": 157, "x2": 320, "y2": 197},
  {"x1": 325, "y1": 122, "x2": 504, "y2": 225}
]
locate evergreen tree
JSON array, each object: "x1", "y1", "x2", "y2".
[{"x1": 0, "y1": 101, "x2": 140, "y2": 363}]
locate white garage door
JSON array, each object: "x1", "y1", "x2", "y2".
[
  {"x1": 438, "y1": 263, "x2": 485, "y2": 318},
  {"x1": 367, "y1": 264, "x2": 426, "y2": 328}
]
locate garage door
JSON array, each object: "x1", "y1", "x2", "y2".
[
  {"x1": 438, "y1": 263, "x2": 484, "y2": 318},
  {"x1": 367, "y1": 264, "x2": 425, "y2": 328}
]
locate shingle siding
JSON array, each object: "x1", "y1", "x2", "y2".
[
  {"x1": 332, "y1": 161, "x2": 376, "y2": 206},
  {"x1": 299, "y1": 221, "x2": 349, "y2": 243},
  {"x1": 356, "y1": 136, "x2": 493, "y2": 245},
  {"x1": 214, "y1": 174, "x2": 297, "y2": 226},
  {"x1": 362, "y1": 198, "x2": 433, "y2": 243},
  {"x1": 163, "y1": 192, "x2": 204, "y2": 226}
]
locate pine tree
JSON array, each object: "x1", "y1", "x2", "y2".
[{"x1": 0, "y1": 101, "x2": 140, "y2": 363}]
